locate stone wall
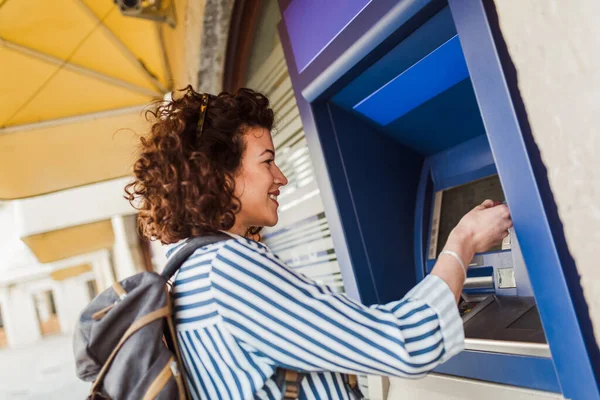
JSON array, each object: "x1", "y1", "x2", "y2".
[
  {"x1": 196, "y1": 0, "x2": 235, "y2": 94},
  {"x1": 492, "y1": 0, "x2": 600, "y2": 349}
]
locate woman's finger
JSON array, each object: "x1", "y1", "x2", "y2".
[
  {"x1": 491, "y1": 204, "x2": 511, "y2": 219},
  {"x1": 496, "y1": 205, "x2": 513, "y2": 228},
  {"x1": 477, "y1": 199, "x2": 495, "y2": 210}
]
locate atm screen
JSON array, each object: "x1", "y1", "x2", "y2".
[{"x1": 430, "y1": 175, "x2": 505, "y2": 258}]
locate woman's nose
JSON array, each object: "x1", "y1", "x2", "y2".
[{"x1": 275, "y1": 166, "x2": 288, "y2": 187}]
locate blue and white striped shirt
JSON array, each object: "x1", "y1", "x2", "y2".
[{"x1": 168, "y1": 234, "x2": 464, "y2": 399}]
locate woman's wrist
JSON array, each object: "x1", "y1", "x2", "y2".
[
  {"x1": 444, "y1": 228, "x2": 475, "y2": 268},
  {"x1": 432, "y1": 230, "x2": 475, "y2": 302}
]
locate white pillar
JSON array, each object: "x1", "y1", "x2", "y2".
[
  {"x1": 91, "y1": 250, "x2": 116, "y2": 292},
  {"x1": 54, "y1": 276, "x2": 92, "y2": 334},
  {"x1": 0, "y1": 288, "x2": 10, "y2": 347},
  {"x1": 52, "y1": 281, "x2": 69, "y2": 335},
  {"x1": 5, "y1": 284, "x2": 41, "y2": 347},
  {"x1": 111, "y1": 215, "x2": 138, "y2": 281},
  {"x1": 149, "y1": 239, "x2": 167, "y2": 274}
]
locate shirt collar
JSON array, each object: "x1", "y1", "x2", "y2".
[{"x1": 163, "y1": 230, "x2": 241, "y2": 259}]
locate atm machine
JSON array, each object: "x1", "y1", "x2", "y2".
[{"x1": 278, "y1": 0, "x2": 599, "y2": 398}]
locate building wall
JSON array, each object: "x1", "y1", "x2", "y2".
[
  {"x1": 0, "y1": 234, "x2": 115, "y2": 348},
  {"x1": 196, "y1": 0, "x2": 234, "y2": 94},
  {"x1": 0, "y1": 274, "x2": 95, "y2": 347},
  {"x1": 492, "y1": 0, "x2": 600, "y2": 348}
]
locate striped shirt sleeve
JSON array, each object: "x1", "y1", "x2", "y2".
[{"x1": 211, "y1": 238, "x2": 464, "y2": 378}]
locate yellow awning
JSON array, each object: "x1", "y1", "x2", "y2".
[
  {"x1": 22, "y1": 219, "x2": 115, "y2": 264},
  {"x1": 0, "y1": 0, "x2": 168, "y2": 127},
  {"x1": 0, "y1": 108, "x2": 147, "y2": 199},
  {"x1": 50, "y1": 263, "x2": 93, "y2": 281},
  {"x1": 0, "y1": 0, "x2": 190, "y2": 199}
]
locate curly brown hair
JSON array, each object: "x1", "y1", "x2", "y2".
[{"x1": 125, "y1": 86, "x2": 274, "y2": 244}]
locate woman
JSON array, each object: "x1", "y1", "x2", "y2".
[{"x1": 126, "y1": 87, "x2": 512, "y2": 399}]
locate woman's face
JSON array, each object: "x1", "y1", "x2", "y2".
[{"x1": 232, "y1": 126, "x2": 288, "y2": 233}]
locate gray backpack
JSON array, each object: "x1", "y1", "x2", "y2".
[
  {"x1": 73, "y1": 234, "x2": 229, "y2": 400},
  {"x1": 74, "y1": 233, "x2": 357, "y2": 399}
]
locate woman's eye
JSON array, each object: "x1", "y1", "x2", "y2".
[{"x1": 265, "y1": 159, "x2": 274, "y2": 165}]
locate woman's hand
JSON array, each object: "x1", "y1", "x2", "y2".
[
  {"x1": 446, "y1": 199, "x2": 513, "y2": 261},
  {"x1": 432, "y1": 199, "x2": 513, "y2": 302}
]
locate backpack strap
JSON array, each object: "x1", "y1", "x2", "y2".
[
  {"x1": 276, "y1": 368, "x2": 305, "y2": 399},
  {"x1": 164, "y1": 292, "x2": 191, "y2": 400},
  {"x1": 343, "y1": 374, "x2": 365, "y2": 400},
  {"x1": 161, "y1": 233, "x2": 231, "y2": 280},
  {"x1": 276, "y1": 370, "x2": 364, "y2": 399},
  {"x1": 161, "y1": 233, "x2": 229, "y2": 399}
]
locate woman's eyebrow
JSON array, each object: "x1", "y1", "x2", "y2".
[{"x1": 260, "y1": 149, "x2": 275, "y2": 157}]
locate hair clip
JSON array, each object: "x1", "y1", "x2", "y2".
[{"x1": 197, "y1": 93, "x2": 211, "y2": 137}]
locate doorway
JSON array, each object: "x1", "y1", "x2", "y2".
[{"x1": 33, "y1": 290, "x2": 60, "y2": 336}]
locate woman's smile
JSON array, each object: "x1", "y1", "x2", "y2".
[{"x1": 268, "y1": 189, "x2": 280, "y2": 206}]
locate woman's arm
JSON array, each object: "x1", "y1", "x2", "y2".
[
  {"x1": 431, "y1": 200, "x2": 513, "y2": 302},
  {"x1": 211, "y1": 239, "x2": 463, "y2": 378},
  {"x1": 211, "y1": 200, "x2": 511, "y2": 378}
]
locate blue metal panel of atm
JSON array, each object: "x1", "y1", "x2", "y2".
[
  {"x1": 277, "y1": 0, "x2": 600, "y2": 397},
  {"x1": 324, "y1": 6, "x2": 558, "y2": 391}
]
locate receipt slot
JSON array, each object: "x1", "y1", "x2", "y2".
[{"x1": 278, "y1": 0, "x2": 599, "y2": 397}]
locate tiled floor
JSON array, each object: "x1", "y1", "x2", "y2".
[{"x1": 0, "y1": 333, "x2": 89, "y2": 399}]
